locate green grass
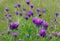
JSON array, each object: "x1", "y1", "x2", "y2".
[{"x1": 0, "y1": 0, "x2": 60, "y2": 41}]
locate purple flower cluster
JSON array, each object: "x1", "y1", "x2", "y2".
[
  {"x1": 2, "y1": 0, "x2": 60, "y2": 40},
  {"x1": 32, "y1": 17, "x2": 48, "y2": 37},
  {"x1": 27, "y1": 10, "x2": 34, "y2": 17},
  {"x1": 32, "y1": 17, "x2": 48, "y2": 29},
  {"x1": 52, "y1": 32, "x2": 60, "y2": 37}
]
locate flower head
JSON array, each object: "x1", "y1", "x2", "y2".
[
  {"x1": 9, "y1": 22, "x2": 19, "y2": 30},
  {"x1": 12, "y1": 32, "x2": 18, "y2": 38},
  {"x1": 32, "y1": 17, "x2": 43, "y2": 27},
  {"x1": 40, "y1": 28, "x2": 46, "y2": 37},
  {"x1": 42, "y1": 20, "x2": 48, "y2": 29},
  {"x1": 26, "y1": 0, "x2": 30, "y2": 5},
  {"x1": 25, "y1": 16, "x2": 29, "y2": 20},
  {"x1": 42, "y1": 9, "x2": 46, "y2": 13},
  {"x1": 6, "y1": 30, "x2": 10, "y2": 34},
  {"x1": 5, "y1": 7, "x2": 9, "y2": 12},
  {"x1": 30, "y1": 4, "x2": 34, "y2": 8},
  {"x1": 36, "y1": 8, "x2": 40, "y2": 12},
  {"x1": 17, "y1": 3, "x2": 21, "y2": 8},
  {"x1": 48, "y1": 34, "x2": 52, "y2": 39},
  {"x1": 19, "y1": 12, "x2": 23, "y2": 16},
  {"x1": 8, "y1": 14, "x2": 12, "y2": 17},
  {"x1": 16, "y1": 11, "x2": 19, "y2": 15},
  {"x1": 23, "y1": 7, "x2": 26, "y2": 11},
  {"x1": 55, "y1": 12, "x2": 59, "y2": 17}
]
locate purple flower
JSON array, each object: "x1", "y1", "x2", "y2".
[
  {"x1": 23, "y1": 7, "x2": 26, "y2": 11},
  {"x1": 42, "y1": 9, "x2": 46, "y2": 13},
  {"x1": 25, "y1": 16, "x2": 29, "y2": 20},
  {"x1": 32, "y1": 17, "x2": 43, "y2": 27},
  {"x1": 38, "y1": 14, "x2": 42, "y2": 16},
  {"x1": 27, "y1": 13, "x2": 31, "y2": 17},
  {"x1": 32, "y1": 17, "x2": 38, "y2": 24},
  {"x1": 36, "y1": 34, "x2": 40, "y2": 39},
  {"x1": 12, "y1": 32, "x2": 18, "y2": 38},
  {"x1": 35, "y1": 18, "x2": 43, "y2": 26},
  {"x1": 48, "y1": 34, "x2": 52, "y2": 39},
  {"x1": 42, "y1": 20, "x2": 48, "y2": 29},
  {"x1": 6, "y1": 30, "x2": 10, "y2": 34},
  {"x1": 2, "y1": 17, "x2": 4, "y2": 21},
  {"x1": 53, "y1": 32, "x2": 58, "y2": 37},
  {"x1": 55, "y1": 12, "x2": 59, "y2": 17},
  {"x1": 17, "y1": 3, "x2": 21, "y2": 8},
  {"x1": 40, "y1": 28, "x2": 46, "y2": 37},
  {"x1": 16, "y1": 11, "x2": 19, "y2": 15},
  {"x1": 36, "y1": 8, "x2": 40, "y2": 12},
  {"x1": 26, "y1": 0, "x2": 30, "y2": 5},
  {"x1": 19, "y1": 12, "x2": 23, "y2": 16},
  {"x1": 5, "y1": 7, "x2": 9, "y2": 12},
  {"x1": 30, "y1": 4, "x2": 34, "y2": 8},
  {"x1": 18, "y1": 39, "x2": 22, "y2": 41},
  {"x1": 9, "y1": 22, "x2": 19, "y2": 30},
  {"x1": 8, "y1": 14, "x2": 12, "y2": 17},
  {"x1": 29, "y1": 10, "x2": 34, "y2": 16},
  {"x1": 4, "y1": 14, "x2": 8, "y2": 16}
]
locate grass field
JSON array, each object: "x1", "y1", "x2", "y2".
[{"x1": 0, "y1": 0, "x2": 60, "y2": 41}]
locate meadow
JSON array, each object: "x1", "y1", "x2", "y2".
[{"x1": 0, "y1": 0, "x2": 60, "y2": 41}]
